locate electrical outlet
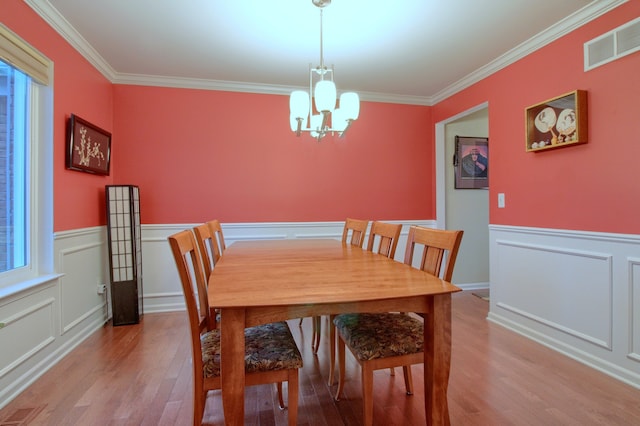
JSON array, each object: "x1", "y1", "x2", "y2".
[{"x1": 97, "y1": 284, "x2": 107, "y2": 294}]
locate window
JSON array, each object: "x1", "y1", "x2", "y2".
[
  {"x1": 0, "y1": 24, "x2": 53, "y2": 291},
  {"x1": 0, "y1": 61, "x2": 29, "y2": 274}
]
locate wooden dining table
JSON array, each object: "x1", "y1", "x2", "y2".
[{"x1": 208, "y1": 238, "x2": 461, "y2": 425}]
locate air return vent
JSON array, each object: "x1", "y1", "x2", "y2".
[{"x1": 585, "y1": 17, "x2": 640, "y2": 71}]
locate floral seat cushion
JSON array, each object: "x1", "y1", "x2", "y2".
[
  {"x1": 201, "y1": 321, "x2": 303, "y2": 378},
  {"x1": 333, "y1": 313, "x2": 423, "y2": 361}
]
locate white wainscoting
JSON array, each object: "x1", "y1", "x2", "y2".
[
  {"x1": 1, "y1": 219, "x2": 439, "y2": 409},
  {"x1": 489, "y1": 224, "x2": 640, "y2": 389},
  {"x1": 0, "y1": 226, "x2": 109, "y2": 409},
  {"x1": 9, "y1": 220, "x2": 633, "y2": 409}
]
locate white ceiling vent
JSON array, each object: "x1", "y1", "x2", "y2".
[{"x1": 585, "y1": 17, "x2": 640, "y2": 71}]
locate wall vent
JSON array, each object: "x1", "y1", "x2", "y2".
[{"x1": 585, "y1": 16, "x2": 640, "y2": 71}]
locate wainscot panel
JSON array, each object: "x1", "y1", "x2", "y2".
[
  {"x1": 489, "y1": 225, "x2": 640, "y2": 389},
  {"x1": 0, "y1": 227, "x2": 109, "y2": 409}
]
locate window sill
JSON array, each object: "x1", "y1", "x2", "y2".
[{"x1": 0, "y1": 273, "x2": 64, "y2": 301}]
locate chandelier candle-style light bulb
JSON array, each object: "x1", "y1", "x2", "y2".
[
  {"x1": 331, "y1": 108, "x2": 347, "y2": 132},
  {"x1": 290, "y1": 90, "x2": 310, "y2": 135},
  {"x1": 288, "y1": 0, "x2": 360, "y2": 141},
  {"x1": 290, "y1": 90, "x2": 310, "y2": 117},
  {"x1": 310, "y1": 114, "x2": 323, "y2": 138},
  {"x1": 340, "y1": 92, "x2": 360, "y2": 120}
]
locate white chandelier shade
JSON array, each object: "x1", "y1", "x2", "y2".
[
  {"x1": 289, "y1": 90, "x2": 310, "y2": 131},
  {"x1": 289, "y1": 1, "x2": 360, "y2": 140},
  {"x1": 314, "y1": 80, "x2": 337, "y2": 113}
]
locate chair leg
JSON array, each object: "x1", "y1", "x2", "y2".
[
  {"x1": 402, "y1": 365, "x2": 414, "y2": 395},
  {"x1": 335, "y1": 335, "x2": 346, "y2": 401},
  {"x1": 276, "y1": 382, "x2": 286, "y2": 410},
  {"x1": 328, "y1": 314, "x2": 336, "y2": 385},
  {"x1": 361, "y1": 364, "x2": 374, "y2": 426},
  {"x1": 287, "y1": 369, "x2": 299, "y2": 426},
  {"x1": 389, "y1": 367, "x2": 395, "y2": 376},
  {"x1": 312, "y1": 315, "x2": 321, "y2": 353},
  {"x1": 194, "y1": 385, "x2": 205, "y2": 426},
  {"x1": 298, "y1": 317, "x2": 304, "y2": 326},
  {"x1": 311, "y1": 316, "x2": 317, "y2": 352}
]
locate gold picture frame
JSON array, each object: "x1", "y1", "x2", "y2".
[{"x1": 525, "y1": 90, "x2": 587, "y2": 152}]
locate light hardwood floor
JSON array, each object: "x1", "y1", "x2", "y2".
[{"x1": 1, "y1": 291, "x2": 639, "y2": 425}]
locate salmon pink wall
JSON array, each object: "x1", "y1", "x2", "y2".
[
  {"x1": 6, "y1": 0, "x2": 638, "y2": 234},
  {"x1": 433, "y1": 1, "x2": 640, "y2": 234},
  {"x1": 2, "y1": 0, "x2": 114, "y2": 232},
  {"x1": 113, "y1": 86, "x2": 433, "y2": 224}
]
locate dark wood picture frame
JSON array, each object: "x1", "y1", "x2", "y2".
[
  {"x1": 66, "y1": 114, "x2": 111, "y2": 175},
  {"x1": 454, "y1": 136, "x2": 489, "y2": 189}
]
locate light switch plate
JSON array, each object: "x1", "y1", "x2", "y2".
[{"x1": 498, "y1": 193, "x2": 505, "y2": 208}]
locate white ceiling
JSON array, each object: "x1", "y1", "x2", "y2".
[{"x1": 26, "y1": 0, "x2": 621, "y2": 105}]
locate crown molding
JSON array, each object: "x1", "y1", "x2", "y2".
[
  {"x1": 27, "y1": 0, "x2": 626, "y2": 106},
  {"x1": 111, "y1": 73, "x2": 434, "y2": 105},
  {"x1": 25, "y1": 0, "x2": 118, "y2": 80},
  {"x1": 431, "y1": 0, "x2": 627, "y2": 104}
]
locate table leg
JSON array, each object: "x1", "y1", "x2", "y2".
[
  {"x1": 221, "y1": 308, "x2": 246, "y2": 426},
  {"x1": 424, "y1": 294, "x2": 452, "y2": 425}
]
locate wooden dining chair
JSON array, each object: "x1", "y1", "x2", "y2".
[
  {"x1": 192, "y1": 219, "x2": 227, "y2": 282},
  {"x1": 341, "y1": 217, "x2": 369, "y2": 248},
  {"x1": 193, "y1": 223, "x2": 221, "y2": 281},
  {"x1": 333, "y1": 226, "x2": 463, "y2": 426},
  {"x1": 206, "y1": 219, "x2": 226, "y2": 255},
  {"x1": 308, "y1": 218, "x2": 370, "y2": 355},
  {"x1": 168, "y1": 230, "x2": 303, "y2": 426},
  {"x1": 193, "y1": 223, "x2": 223, "y2": 329},
  {"x1": 366, "y1": 220, "x2": 402, "y2": 259},
  {"x1": 327, "y1": 220, "x2": 401, "y2": 385}
]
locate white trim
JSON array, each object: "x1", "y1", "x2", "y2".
[
  {"x1": 0, "y1": 57, "x2": 54, "y2": 291},
  {"x1": 0, "y1": 23, "x2": 51, "y2": 85},
  {"x1": 628, "y1": 257, "x2": 640, "y2": 362},
  {"x1": 489, "y1": 224, "x2": 640, "y2": 389},
  {"x1": 489, "y1": 224, "x2": 640, "y2": 244},
  {"x1": 24, "y1": 0, "x2": 626, "y2": 105},
  {"x1": 435, "y1": 102, "x2": 489, "y2": 229},
  {"x1": 0, "y1": 274, "x2": 61, "y2": 301},
  {"x1": 487, "y1": 311, "x2": 640, "y2": 390},
  {"x1": 431, "y1": 0, "x2": 627, "y2": 103},
  {"x1": 23, "y1": 0, "x2": 117, "y2": 81},
  {"x1": 456, "y1": 282, "x2": 489, "y2": 291}
]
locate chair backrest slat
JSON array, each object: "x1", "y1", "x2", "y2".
[
  {"x1": 366, "y1": 221, "x2": 402, "y2": 259},
  {"x1": 403, "y1": 226, "x2": 463, "y2": 282},
  {"x1": 341, "y1": 218, "x2": 369, "y2": 248},
  {"x1": 207, "y1": 219, "x2": 226, "y2": 254},
  {"x1": 193, "y1": 223, "x2": 220, "y2": 280}
]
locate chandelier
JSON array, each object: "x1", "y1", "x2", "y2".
[{"x1": 289, "y1": 0, "x2": 360, "y2": 141}]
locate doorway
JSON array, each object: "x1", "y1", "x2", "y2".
[{"x1": 435, "y1": 103, "x2": 489, "y2": 290}]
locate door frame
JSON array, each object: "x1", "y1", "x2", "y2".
[{"x1": 435, "y1": 101, "x2": 489, "y2": 229}]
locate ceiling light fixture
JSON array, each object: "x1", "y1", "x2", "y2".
[{"x1": 289, "y1": 0, "x2": 360, "y2": 141}]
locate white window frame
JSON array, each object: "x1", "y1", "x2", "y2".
[{"x1": 0, "y1": 25, "x2": 54, "y2": 295}]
